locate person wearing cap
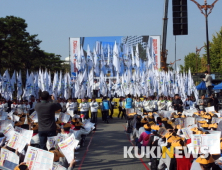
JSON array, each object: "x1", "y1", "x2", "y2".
[
  {"x1": 138, "y1": 124, "x2": 151, "y2": 148},
  {"x1": 35, "y1": 91, "x2": 62, "y2": 150},
  {"x1": 203, "y1": 70, "x2": 213, "y2": 97},
  {"x1": 190, "y1": 154, "x2": 220, "y2": 170}
]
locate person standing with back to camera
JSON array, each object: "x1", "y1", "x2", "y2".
[{"x1": 35, "y1": 91, "x2": 62, "y2": 150}]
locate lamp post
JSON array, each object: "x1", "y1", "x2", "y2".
[
  {"x1": 190, "y1": 0, "x2": 218, "y2": 74},
  {"x1": 196, "y1": 45, "x2": 206, "y2": 73},
  {"x1": 169, "y1": 59, "x2": 181, "y2": 70}
]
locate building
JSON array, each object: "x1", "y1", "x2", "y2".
[{"x1": 121, "y1": 36, "x2": 149, "y2": 49}]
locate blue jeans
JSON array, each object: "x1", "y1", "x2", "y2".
[
  {"x1": 39, "y1": 131, "x2": 56, "y2": 150},
  {"x1": 81, "y1": 111, "x2": 89, "y2": 118}
]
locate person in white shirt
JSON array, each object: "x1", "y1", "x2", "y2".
[
  {"x1": 66, "y1": 99, "x2": 75, "y2": 117},
  {"x1": 166, "y1": 97, "x2": 174, "y2": 111},
  {"x1": 92, "y1": 80, "x2": 100, "y2": 98},
  {"x1": 143, "y1": 98, "x2": 153, "y2": 113},
  {"x1": 79, "y1": 98, "x2": 90, "y2": 118},
  {"x1": 23, "y1": 100, "x2": 30, "y2": 114},
  {"x1": 157, "y1": 96, "x2": 167, "y2": 111},
  {"x1": 11, "y1": 100, "x2": 17, "y2": 113},
  {"x1": 134, "y1": 98, "x2": 142, "y2": 113},
  {"x1": 152, "y1": 97, "x2": 158, "y2": 111},
  {"x1": 89, "y1": 98, "x2": 99, "y2": 128}
]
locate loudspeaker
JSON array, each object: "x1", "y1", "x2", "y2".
[{"x1": 172, "y1": 0, "x2": 188, "y2": 35}]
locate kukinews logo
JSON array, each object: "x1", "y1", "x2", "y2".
[{"x1": 123, "y1": 146, "x2": 209, "y2": 159}]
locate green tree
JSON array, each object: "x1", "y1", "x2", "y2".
[
  {"x1": 0, "y1": 16, "x2": 64, "y2": 75},
  {"x1": 208, "y1": 27, "x2": 222, "y2": 74},
  {"x1": 183, "y1": 52, "x2": 201, "y2": 73}
]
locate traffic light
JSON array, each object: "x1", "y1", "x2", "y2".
[{"x1": 172, "y1": 0, "x2": 188, "y2": 35}]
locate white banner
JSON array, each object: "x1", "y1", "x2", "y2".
[{"x1": 70, "y1": 38, "x2": 80, "y2": 77}]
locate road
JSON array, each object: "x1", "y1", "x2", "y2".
[{"x1": 75, "y1": 118, "x2": 150, "y2": 170}]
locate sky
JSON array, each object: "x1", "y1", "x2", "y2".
[{"x1": 1, "y1": 0, "x2": 222, "y2": 68}]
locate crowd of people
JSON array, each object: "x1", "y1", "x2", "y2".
[
  {"x1": 124, "y1": 94, "x2": 222, "y2": 170},
  {"x1": 0, "y1": 88, "x2": 222, "y2": 169}
]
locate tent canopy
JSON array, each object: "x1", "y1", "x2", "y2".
[
  {"x1": 213, "y1": 82, "x2": 222, "y2": 90},
  {"x1": 196, "y1": 81, "x2": 215, "y2": 90},
  {"x1": 196, "y1": 81, "x2": 207, "y2": 90}
]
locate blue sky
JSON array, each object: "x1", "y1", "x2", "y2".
[{"x1": 1, "y1": 0, "x2": 222, "y2": 67}]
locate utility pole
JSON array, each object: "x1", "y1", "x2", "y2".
[
  {"x1": 161, "y1": 0, "x2": 169, "y2": 71},
  {"x1": 190, "y1": 0, "x2": 218, "y2": 73}
]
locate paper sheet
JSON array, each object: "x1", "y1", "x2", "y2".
[
  {"x1": 14, "y1": 126, "x2": 33, "y2": 144},
  {"x1": 0, "y1": 111, "x2": 8, "y2": 120},
  {"x1": 52, "y1": 162, "x2": 67, "y2": 170},
  {"x1": 0, "y1": 120, "x2": 14, "y2": 133},
  {"x1": 83, "y1": 121, "x2": 95, "y2": 131},
  {"x1": 24, "y1": 146, "x2": 54, "y2": 170},
  {"x1": 3, "y1": 124, "x2": 14, "y2": 140},
  {"x1": 182, "y1": 124, "x2": 197, "y2": 139},
  {"x1": 67, "y1": 110, "x2": 74, "y2": 117},
  {"x1": 59, "y1": 113, "x2": 70, "y2": 123},
  {"x1": 30, "y1": 111, "x2": 38, "y2": 122},
  {"x1": 0, "y1": 166, "x2": 11, "y2": 170},
  {"x1": 55, "y1": 133, "x2": 69, "y2": 150},
  {"x1": 158, "y1": 127, "x2": 167, "y2": 136},
  {"x1": 58, "y1": 134, "x2": 79, "y2": 163},
  {"x1": 205, "y1": 106, "x2": 215, "y2": 112},
  {"x1": 191, "y1": 131, "x2": 221, "y2": 154},
  {"x1": 47, "y1": 136, "x2": 57, "y2": 150},
  {"x1": 0, "y1": 148, "x2": 19, "y2": 169},
  {"x1": 7, "y1": 131, "x2": 27, "y2": 152}
]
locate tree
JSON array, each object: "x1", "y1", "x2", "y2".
[
  {"x1": 182, "y1": 27, "x2": 222, "y2": 74},
  {"x1": 183, "y1": 52, "x2": 201, "y2": 73},
  {"x1": 208, "y1": 27, "x2": 222, "y2": 74},
  {"x1": 0, "y1": 16, "x2": 64, "y2": 75}
]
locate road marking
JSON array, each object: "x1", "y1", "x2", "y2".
[
  {"x1": 122, "y1": 125, "x2": 150, "y2": 170},
  {"x1": 78, "y1": 130, "x2": 95, "y2": 170}
]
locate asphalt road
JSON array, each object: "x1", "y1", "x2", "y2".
[{"x1": 75, "y1": 118, "x2": 150, "y2": 170}]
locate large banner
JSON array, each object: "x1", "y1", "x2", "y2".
[
  {"x1": 69, "y1": 35, "x2": 161, "y2": 75},
  {"x1": 150, "y1": 36, "x2": 161, "y2": 70},
  {"x1": 70, "y1": 38, "x2": 80, "y2": 77}
]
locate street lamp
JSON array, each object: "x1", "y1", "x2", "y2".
[
  {"x1": 190, "y1": 0, "x2": 218, "y2": 74},
  {"x1": 196, "y1": 45, "x2": 206, "y2": 73},
  {"x1": 169, "y1": 59, "x2": 181, "y2": 70}
]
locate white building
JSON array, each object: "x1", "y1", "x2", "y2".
[{"x1": 121, "y1": 36, "x2": 148, "y2": 49}]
